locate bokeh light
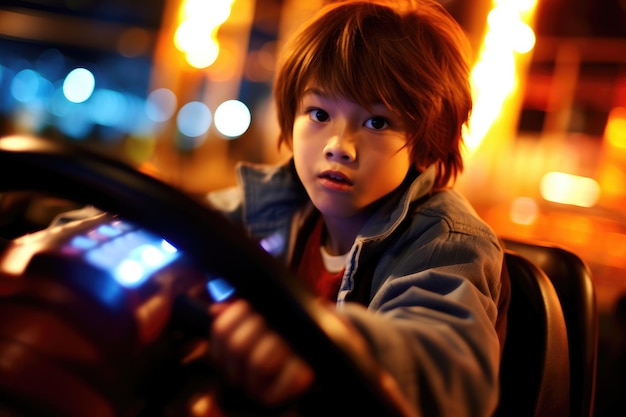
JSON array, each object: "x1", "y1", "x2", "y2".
[
  {"x1": 10, "y1": 69, "x2": 37, "y2": 103},
  {"x1": 605, "y1": 107, "x2": 626, "y2": 149},
  {"x1": 509, "y1": 196, "x2": 539, "y2": 225},
  {"x1": 176, "y1": 101, "x2": 212, "y2": 138},
  {"x1": 10, "y1": 69, "x2": 51, "y2": 103},
  {"x1": 145, "y1": 88, "x2": 177, "y2": 123},
  {"x1": 55, "y1": 104, "x2": 92, "y2": 139},
  {"x1": 174, "y1": 0, "x2": 236, "y2": 69},
  {"x1": 88, "y1": 89, "x2": 128, "y2": 127},
  {"x1": 540, "y1": 171, "x2": 601, "y2": 208},
  {"x1": 214, "y1": 99, "x2": 251, "y2": 138},
  {"x1": 117, "y1": 27, "x2": 151, "y2": 58},
  {"x1": 63, "y1": 68, "x2": 95, "y2": 103}
]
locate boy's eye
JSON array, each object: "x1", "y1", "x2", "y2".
[
  {"x1": 308, "y1": 108, "x2": 330, "y2": 122},
  {"x1": 365, "y1": 116, "x2": 389, "y2": 130}
]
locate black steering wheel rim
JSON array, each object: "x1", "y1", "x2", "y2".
[{"x1": 0, "y1": 134, "x2": 409, "y2": 417}]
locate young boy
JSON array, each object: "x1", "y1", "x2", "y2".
[{"x1": 207, "y1": 0, "x2": 509, "y2": 416}]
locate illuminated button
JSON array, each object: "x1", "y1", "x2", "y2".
[
  {"x1": 259, "y1": 232, "x2": 284, "y2": 256},
  {"x1": 139, "y1": 244, "x2": 165, "y2": 266},
  {"x1": 114, "y1": 259, "x2": 145, "y2": 286},
  {"x1": 82, "y1": 227, "x2": 180, "y2": 288},
  {"x1": 96, "y1": 224, "x2": 123, "y2": 237},
  {"x1": 69, "y1": 235, "x2": 98, "y2": 250},
  {"x1": 161, "y1": 239, "x2": 177, "y2": 254},
  {"x1": 207, "y1": 277, "x2": 235, "y2": 302}
]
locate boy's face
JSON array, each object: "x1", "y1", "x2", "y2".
[{"x1": 292, "y1": 84, "x2": 412, "y2": 219}]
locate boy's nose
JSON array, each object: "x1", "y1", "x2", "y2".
[{"x1": 323, "y1": 135, "x2": 356, "y2": 162}]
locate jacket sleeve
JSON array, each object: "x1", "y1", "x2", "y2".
[{"x1": 340, "y1": 226, "x2": 505, "y2": 417}]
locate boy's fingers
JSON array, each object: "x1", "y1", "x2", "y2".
[{"x1": 263, "y1": 355, "x2": 315, "y2": 406}]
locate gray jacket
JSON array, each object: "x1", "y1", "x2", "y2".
[{"x1": 208, "y1": 159, "x2": 507, "y2": 417}]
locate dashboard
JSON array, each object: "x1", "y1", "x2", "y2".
[{"x1": 0, "y1": 206, "x2": 232, "y2": 417}]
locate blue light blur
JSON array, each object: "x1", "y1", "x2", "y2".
[
  {"x1": 259, "y1": 232, "x2": 285, "y2": 256},
  {"x1": 69, "y1": 235, "x2": 98, "y2": 250},
  {"x1": 49, "y1": 87, "x2": 73, "y2": 117},
  {"x1": 0, "y1": 31, "x2": 265, "y2": 163},
  {"x1": 88, "y1": 89, "x2": 128, "y2": 127},
  {"x1": 207, "y1": 277, "x2": 235, "y2": 302},
  {"x1": 176, "y1": 100, "x2": 212, "y2": 138},
  {"x1": 96, "y1": 223, "x2": 123, "y2": 237},
  {"x1": 113, "y1": 242, "x2": 176, "y2": 286},
  {"x1": 10, "y1": 69, "x2": 41, "y2": 103},
  {"x1": 55, "y1": 104, "x2": 93, "y2": 139},
  {"x1": 70, "y1": 223, "x2": 179, "y2": 288}
]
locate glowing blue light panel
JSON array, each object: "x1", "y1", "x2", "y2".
[
  {"x1": 64, "y1": 219, "x2": 179, "y2": 288},
  {"x1": 206, "y1": 277, "x2": 235, "y2": 302}
]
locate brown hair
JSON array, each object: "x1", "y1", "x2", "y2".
[{"x1": 273, "y1": 0, "x2": 473, "y2": 189}]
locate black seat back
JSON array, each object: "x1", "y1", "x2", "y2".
[
  {"x1": 494, "y1": 250, "x2": 570, "y2": 417},
  {"x1": 503, "y1": 238, "x2": 598, "y2": 417}
]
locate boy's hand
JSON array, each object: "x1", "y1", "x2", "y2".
[{"x1": 209, "y1": 298, "x2": 315, "y2": 407}]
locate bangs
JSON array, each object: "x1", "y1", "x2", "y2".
[{"x1": 296, "y1": 4, "x2": 413, "y2": 117}]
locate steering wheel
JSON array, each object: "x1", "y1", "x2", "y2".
[{"x1": 0, "y1": 135, "x2": 412, "y2": 417}]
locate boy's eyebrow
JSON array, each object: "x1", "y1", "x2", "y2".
[
  {"x1": 302, "y1": 86, "x2": 388, "y2": 110},
  {"x1": 301, "y1": 86, "x2": 325, "y2": 98}
]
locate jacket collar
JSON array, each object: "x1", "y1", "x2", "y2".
[{"x1": 236, "y1": 159, "x2": 436, "y2": 240}]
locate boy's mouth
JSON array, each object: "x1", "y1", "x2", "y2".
[{"x1": 319, "y1": 171, "x2": 353, "y2": 185}]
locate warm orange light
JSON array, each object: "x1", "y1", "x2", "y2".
[
  {"x1": 509, "y1": 196, "x2": 539, "y2": 225},
  {"x1": 466, "y1": 0, "x2": 538, "y2": 153},
  {"x1": 597, "y1": 163, "x2": 626, "y2": 200},
  {"x1": 605, "y1": 107, "x2": 626, "y2": 150},
  {"x1": 540, "y1": 171, "x2": 601, "y2": 208},
  {"x1": 190, "y1": 393, "x2": 216, "y2": 416},
  {"x1": 174, "y1": 0, "x2": 236, "y2": 69},
  {"x1": 605, "y1": 232, "x2": 626, "y2": 268},
  {"x1": 558, "y1": 215, "x2": 594, "y2": 246}
]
